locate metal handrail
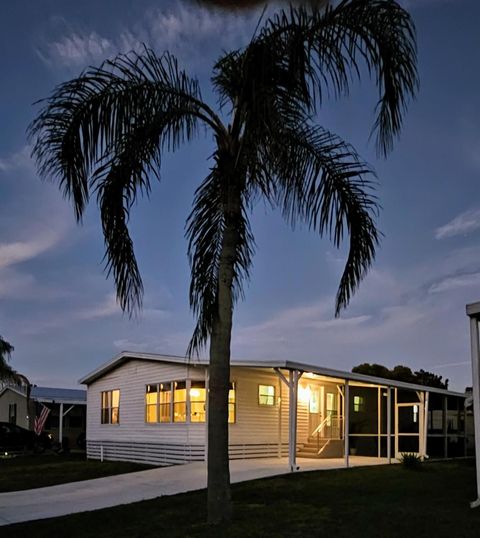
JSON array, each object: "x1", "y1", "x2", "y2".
[
  {"x1": 311, "y1": 416, "x2": 330, "y2": 437},
  {"x1": 312, "y1": 415, "x2": 344, "y2": 452}
]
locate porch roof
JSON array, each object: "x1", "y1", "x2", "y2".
[
  {"x1": 79, "y1": 351, "x2": 466, "y2": 398},
  {"x1": 0, "y1": 385, "x2": 86, "y2": 405}
]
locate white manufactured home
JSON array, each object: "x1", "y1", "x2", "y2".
[{"x1": 80, "y1": 352, "x2": 471, "y2": 469}]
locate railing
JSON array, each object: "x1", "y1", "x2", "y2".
[{"x1": 311, "y1": 415, "x2": 344, "y2": 453}]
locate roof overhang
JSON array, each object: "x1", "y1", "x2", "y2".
[
  {"x1": 0, "y1": 386, "x2": 85, "y2": 405},
  {"x1": 79, "y1": 351, "x2": 466, "y2": 398},
  {"x1": 467, "y1": 301, "x2": 480, "y2": 318}
]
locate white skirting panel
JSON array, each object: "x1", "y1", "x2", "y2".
[{"x1": 87, "y1": 440, "x2": 289, "y2": 465}]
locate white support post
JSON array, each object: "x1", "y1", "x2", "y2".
[
  {"x1": 288, "y1": 370, "x2": 299, "y2": 472},
  {"x1": 275, "y1": 369, "x2": 292, "y2": 461},
  {"x1": 443, "y1": 395, "x2": 448, "y2": 458},
  {"x1": 278, "y1": 378, "x2": 282, "y2": 458},
  {"x1": 468, "y1": 311, "x2": 480, "y2": 508},
  {"x1": 387, "y1": 387, "x2": 392, "y2": 464},
  {"x1": 59, "y1": 402, "x2": 63, "y2": 446},
  {"x1": 418, "y1": 392, "x2": 424, "y2": 459},
  {"x1": 344, "y1": 380, "x2": 350, "y2": 468},
  {"x1": 423, "y1": 391, "x2": 429, "y2": 460},
  {"x1": 394, "y1": 388, "x2": 398, "y2": 459},
  {"x1": 377, "y1": 387, "x2": 381, "y2": 459}
]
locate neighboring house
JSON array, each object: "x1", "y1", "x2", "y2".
[
  {"x1": 80, "y1": 352, "x2": 472, "y2": 468},
  {"x1": 0, "y1": 385, "x2": 87, "y2": 448}
]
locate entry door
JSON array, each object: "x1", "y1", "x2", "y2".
[
  {"x1": 395, "y1": 403, "x2": 423, "y2": 458},
  {"x1": 308, "y1": 386, "x2": 322, "y2": 433},
  {"x1": 326, "y1": 392, "x2": 337, "y2": 423}
]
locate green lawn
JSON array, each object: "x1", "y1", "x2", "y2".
[
  {"x1": 2, "y1": 460, "x2": 480, "y2": 537},
  {"x1": 0, "y1": 453, "x2": 152, "y2": 493}
]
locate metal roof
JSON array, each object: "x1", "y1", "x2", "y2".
[
  {"x1": 30, "y1": 386, "x2": 86, "y2": 404},
  {"x1": 0, "y1": 385, "x2": 86, "y2": 404},
  {"x1": 79, "y1": 351, "x2": 466, "y2": 398}
]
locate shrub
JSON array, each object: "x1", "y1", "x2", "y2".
[{"x1": 400, "y1": 452, "x2": 422, "y2": 469}]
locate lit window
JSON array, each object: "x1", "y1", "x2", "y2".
[
  {"x1": 101, "y1": 389, "x2": 120, "y2": 424},
  {"x1": 159, "y1": 383, "x2": 172, "y2": 423},
  {"x1": 258, "y1": 384, "x2": 275, "y2": 406},
  {"x1": 145, "y1": 384, "x2": 158, "y2": 423},
  {"x1": 309, "y1": 389, "x2": 319, "y2": 413},
  {"x1": 229, "y1": 382, "x2": 236, "y2": 423},
  {"x1": 144, "y1": 380, "x2": 235, "y2": 424},
  {"x1": 353, "y1": 395, "x2": 364, "y2": 413},
  {"x1": 190, "y1": 381, "x2": 206, "y2": 423},
  {"x1": 173, "y1": 381, "x2": 187, "y2": 422}
]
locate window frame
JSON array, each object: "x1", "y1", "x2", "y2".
[
  {"x1": 8, "y1": 403, "x2": 17, "y2": 425},
  {"x1": 353, "y1": 395, "x2": 365, "y2": 413},
  {"x1": 144, "y1": 378, "x2": 237, "y2": 424},
  {"x1": 258, "y1": 384, "x2": 276, "y2": 407},
  {"x1": 101, "y1": 389, "x2": 120, "y2": 425}
]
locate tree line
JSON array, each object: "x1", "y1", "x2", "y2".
[{"x1": 352, "y1": 363, "x2": 448, "y2": 389}]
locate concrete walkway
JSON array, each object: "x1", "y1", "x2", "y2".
[{"x1": 0, "y1": 456, "x2": 390, "y2": 526}]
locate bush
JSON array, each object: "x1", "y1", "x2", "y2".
[{"x1": 400, "y1": 452, "x2": 422, "y2": 469}]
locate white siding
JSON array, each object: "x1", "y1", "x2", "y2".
[
  {"x1": 85, "y1": 359, "x2": 344, "y2": 464},
  {"x1": 228, "y1": 367, "x2": 289, "y2": 458},
  {"x1": 86, "y1": 359, "x2": 207, "y2": 464},
  {"x1": 0, "y1": 390, "x2": 29, "y2": 429}
]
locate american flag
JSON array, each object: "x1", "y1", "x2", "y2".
[{"x1": 34, "y1": 404, "x2": 50, "y2": 435}]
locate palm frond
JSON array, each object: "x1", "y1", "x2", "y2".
[
  {"x1": 218, "y1": 0, "x2": 418, "y2": 157},
  {"x1": 28, "y1": 48, "x2": 221, "y2": 315},
  {"x1": 0, "y1": 336, "x2": 19, "y2": 383},
  {"x1": 256, "y1": 124, "x2": 379, "y2": 315}
]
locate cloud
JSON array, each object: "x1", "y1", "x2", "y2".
[
  {"x1": 42, "y1": 32, "x2": 113, "y2": 67},
  {"x1": 77, "y1": 293, "x2": 120, "y2": 320},
  {"x1": 430, "y1": 361, "x2": 470, "y2": 369},
  {"x1": 37, "y1": 2, "x2": 258, "y2": 70},
  {"x1": 428, "y1": 272, "x2": 480, "y2": 294},
  {"x1": 435, "y1": 209, "x2": 480, "y2": 239},
  {"x1": 0, "y1": 231, "x2": 63, "y2": 269},
  {"x1": 0, "y1": 145, "x2": 34, "y2": 173}
]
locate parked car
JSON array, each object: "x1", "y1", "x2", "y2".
[{"x1": 0, "y1": 422, "x2": 52, "y2": 454}]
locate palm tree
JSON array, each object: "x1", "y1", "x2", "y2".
[
  {"x1": 28, "y1": 0, "x2": 417, "y2": 523},
  {"x1": 0, "y1": 336, "x2": 30, "y2": 394},
  {"x1": 0, "y1": 336, "x2": 17, "y2": 382}
]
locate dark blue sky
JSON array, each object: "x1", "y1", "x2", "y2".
[{"x1": 0, "y1": 0, "x2": 479, "y2": 390}]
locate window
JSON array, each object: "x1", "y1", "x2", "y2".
[
  {"x1": 228, "y1": 382, "x2": 236, "y2": 423},
  {"x1": 190, "y1": 381, "x2": 206, "y2": 423},
  {"x1": 101, "y1": 390, "x2": 120, "y2": 424},
  {"x1": 258, "y1": 384, "x2": 275, "y2": 406},
  {"x1": 145, "y1": 380, "x2": 236, "y2": 424},
  {"x1": 309, "y1": 389, "x2": 320, "y2": 413},
  {"x1": 413, "y1": 404, "x2": 419, "y2": 423},
  {"x1": 145, "y1": 384, "x2": 158, "y2": 423},
  {"x1": 353, "y1": 395, "x2": 365, "y2": 413},
  {"x1": 8, "y1": 403, "x2": 17, "y2": 425},
  {"x1": 159, "y1": 383, "x2": 172, "y2": 422},
  {"x1": 173, "y1": 381, "x2": 187, "y2": 422}
]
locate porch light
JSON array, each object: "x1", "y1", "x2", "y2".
[
  {"x1": 190, "y1": 388, "x2": 201, "y2": 398},
  {"x1": 298, "y1": 385, "x2": 311, "y2": 403}
]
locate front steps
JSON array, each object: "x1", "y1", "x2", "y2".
[{"x1": 297, "y1": 438, "x2": 344, "y2": 459}]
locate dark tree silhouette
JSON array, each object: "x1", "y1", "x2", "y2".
[
  {"x1": 29, "y1": 0, "x2": 417, "y2": 523},
  {"x1": 353, "y1": 363, "x2": 448, "y2": 389},
  {"x1": 0, "y1": 336, "x2": 17, "y2": 382},
  {"x1": 0, "y1": 336, "x2": 30, "y2": 393}
]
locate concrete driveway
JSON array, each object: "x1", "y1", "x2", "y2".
[{"x1": 0, "y1": 456, "x2": 389, "y2": 526}]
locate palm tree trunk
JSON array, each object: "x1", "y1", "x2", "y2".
[{"x1": 207, "y1": 177, "x2": 240, "y2": 524}]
